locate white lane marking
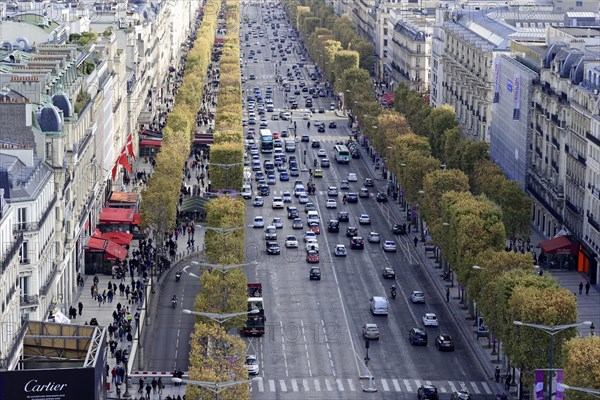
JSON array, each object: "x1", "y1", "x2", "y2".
[
  {"x1": 459, "y1": 381, "x2": 467, "y2": 391},
  {"x1": 393, "y1": 379, "x2": 401, "y2": 391},
  {"x1": 470, "y1": 382, "x2": 481, "y2": 394},
  {"x1": 449, "y1": 381, "x2": 458, "y2": 393},
  {"x1": 482, "y1": 382, "x2": 493, "y2": 394},
  {"x1": 269, "y1": 380, "x2": 275, "y2": 392},
  {"x1": 381, "y1": 379, "x2": 390, "y2": 391},
  {"x1": 440, "y1": 386, "x2": 448, "y2": 393},
  {"x1": 314, "y1": 379, "x2": 321, "y2": 391},
  {"x1": 404, "y1": 379, "x2": 412, "y2": 392},
  {"x1": 302, "y1": 379, "x2": 309, "y2": 391},
  {"x1": 348, "y1": 378, "x2": 356, "y2": 391},
  {"x1": 280, "y1": 380, "x2": 287, "y2": 392},
  {"x1": 336, "y1": 378, "x2": 344, "y2": 391},
  {"x1": 415, "y1": 380, "x2": 421, "y2": 389},
  {"x1": 325, "y1": 378, "x2": 332, "y2": 391},
  {"x1": 257, "y1": 378, "x2": 264, "y2": 392},
  {"x1": 291, "y1": 379, "x2": 298, "y2": 392},
  {"x1": 279, "y1": 321, "x2": 289, "y2": 377}
]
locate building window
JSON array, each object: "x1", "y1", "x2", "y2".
[
  {"x1": 575, "y1": 1, "x2": 583, "y2": 6},
  {"x1": 20, "y1": 241, "x2": 29, "y2": 264},
  {"x1": 45, "y1": 142, "x2": 52, "y2": 160},
  {"x1": 383, "y1": 39, "x2": 388, "y2": 46},
  {"x1": 383, "y1": 28, "x2": 388, "y2": 36},
  {"x1": 18, "y1": 208, "x2": 27, "y2": 230}
]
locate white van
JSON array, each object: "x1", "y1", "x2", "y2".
[
  {"x1": 307, "y1": 210, "x2": 320, "y2": 224},
  {"x1": 370, "y1": 296, "x2": 389, "y2": 315},
  {"x1": 294, "y1": 185, "x2": 305, "y2": 197},
  {"x1": 241, "y1": 184, "x2": 252, "y2": 199}
]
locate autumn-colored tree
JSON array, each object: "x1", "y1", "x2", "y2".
[
  {"x1": 209, "y1": 143, "x2": 244, "y2": 191},
  {"x1": 471, "y1": 161, "x2": 505, "y2": 195},
  {"x1": 377, "y1": 111, "x2": 413, "y2": 148},
  {"x1": 186, "y1": 323, "x2": 250, "y2": 400},
  {"x1": 333, "y1": 50, "x2": 359, "y2": 84},
  {"x1": 562, "y1": 335, "x2": 600, "y2": 400},
  {"x1": 421, "y1": 169, "x2": 469, "y2": 245},
  {"x1": 507, "y1": 286, "x2": 578, "y2": 386},
  {"x1": 403, "y1": 152, "x2": 440, "y2": 204}
]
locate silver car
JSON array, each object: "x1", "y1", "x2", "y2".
[{"x1": 362, "y1": 323, "x2": 380, "y2": 340}]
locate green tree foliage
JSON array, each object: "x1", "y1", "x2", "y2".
[
  {"x1": 333, "y1": 50, "x2": 359, "y2": 84},
  {"x1": 352, "y1": 39, "x2": 374, "y2": 71},
  {"x1": 458, "y1": 140, "x2": 490, "y2": 176},
  {"x1": 404, "y1": 153, "x2": 440, "y2": 204},
  {"x1": 425, "y1": 105, "x2": 458, "y2": 161},
  {"x1": 422, "y1": 169, "x2": 470, "y2": 244},
  {"x1": 443, "y1": 127, "x2": 462, "y2": 169},
  {"x1": 562, "y1": 336, "x2": 600, "y2": 400},
  {"x1": 302, "y1": 16, "x2": 321, "y2": 35},
  {"x1": 186, "y1": 323, "x2": 250, "y2": 400},
  {"x1": 209, "y1": 143, "x2": 244, "y2": 191},
  {"x1": 507, "y1": 286, "x2": 577, "y2": 383}
]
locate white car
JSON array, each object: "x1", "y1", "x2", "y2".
[
  {"x1": 359, "y1": 214, "x2": 371, "y2": 224},
  {"x1": 305, "y1": 239, "x2": 319, "y2": 251},
  {"x1": 334, "y1": 244, "x2": 347, "y2": 256},
  {"x1": 410, "y1": 291, "x2": 426, "y2": 303},
  {"x1": 347, "y1": 173, "x2": 358, "y2": 182},
  {"x1": 272, "y1": 217, "x2": 283, "y2": 229},
  {"x1": 368, "y1": 232, "x2": 380, "y2": 243},
  {"x1": 253, "y1": 216, "x2": 265, "y2": 228},
  {"x1": 304, "y1": 231, "x2": 317, "y2": 242},
  {"x1": 282, "y1": 191, "x2": 292, "y2": 203},
  {"x1": 317, "y1": 149, "x2": 327, "y2": 157},
  {"x1": 314, "y1": 120, "x2": 323, "y2": 126},
  {"x1": 285, "y1": 235, "x2": 299, "y2": 248},
  {"x1": 422, "y1": 313, "x2": 439, "y2": 327},
  {"x1": 272, "y1": 197, "x2": 284, "y2": 209},
  {"x1": 327, "y1": 186, "x2": 338, "y2": 196},
  {"x1": 303, "y1": 112, "x2": 311, "y2": 120},
  {"x1": 382, "y1": 240, "x2": 396, "y2": 252},
  {"x1": 245, "y1": 355, "x2": 260, "y2": 375},
  {"x1": 326, "y1": 199, "x2": 337, "y2": 208},
  {"x1": 253, "y1": 197, "x2": 264, "y2": 207},
  {"x1": 298, "y1": 194, "x2": 309, "y2": 204}
]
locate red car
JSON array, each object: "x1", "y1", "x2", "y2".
[
  {"x1": 306, "y1": 250, "x2": 320, "y2": 263},
  {"x1": 308, "y1": 221, "x2": 321, "y2": 235},
  {"x1": 272, "y1": 132, "x2": 280, "y2": 139}
]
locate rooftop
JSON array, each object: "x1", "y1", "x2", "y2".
[
  {"x1": 0, "y1": 153, "x2": 52, "y2": 201},
  {"x1": 8, "y1": 13, "x2": 60, "y2": 34}
]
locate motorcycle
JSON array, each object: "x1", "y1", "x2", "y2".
[
  {"x1": 391, "y1": 288, "x2": 397, "y2": 300},
  {"x1": 175, "y1": 271, "x2": 182, "y2": 282},
  {"x1": 171, "y1": 299, "x2": 177, "y2": 309}
]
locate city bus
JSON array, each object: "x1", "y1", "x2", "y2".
[
  {"x1": 243, "y1": 283, "x2": 265, "y2": 336},
  {"x1": 260, "y1": 129, "x2": 273, "y2": 153},
  {"x1": 334, "y1": 144, "x2": 351, "y2": 164}
]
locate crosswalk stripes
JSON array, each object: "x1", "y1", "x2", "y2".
[{"x1": 252, "y1": 378, "x2": 495, "y2": 394}]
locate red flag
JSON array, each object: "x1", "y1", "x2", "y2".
[
  {"x1": 127, "y1": 137, "x2": 136, "y2": 161},
  {"x1": 111, "y1": 163, "x2": 118, "y2": 180},
  {"x1": 118, "y1": 153, "x2": 132, "y2": 173}
]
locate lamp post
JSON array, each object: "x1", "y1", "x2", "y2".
[
  {"x1": 198, "y1": 262, "x2": 257, "y2": 273},
  {"x1": 418, "y1": 190, "x2": 425, "y2": 242},
  {"x1": 182, "y1": 309, "x2": 259, "y2": 325},
  {"x1": 513, "y1": 320, "x2": 593, "y2": 400},
  {"x1": 399, "y1": 163, "x2": 406, "y2": 206},
  {"x1": 172, "y1": 377, "x2": 262, "y2": 400}
]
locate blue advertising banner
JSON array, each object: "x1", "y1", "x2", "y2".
[{"x1": 0, "y1": 367, "x2": 95, "y2": 400}]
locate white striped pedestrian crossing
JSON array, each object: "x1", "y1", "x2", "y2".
[{"x1": 253, "y1": 378, "x2": 495, "y2": 394}]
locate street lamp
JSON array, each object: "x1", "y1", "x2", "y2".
[
  {"x1": 418, "y1": 190, "x2": 425, "y2": 241},
  {"x1": 182, "y1": 309, "x2": 259, "y2": 325},
  {"x1": 558, "y1": 384, "x2": 600, "y2": 398},
  {"x1": 172, "y1": 377, "x2": 262, "y2": 400},
  {"x1": 513, "y1": 320, "x2": 593, "y2": 400}
]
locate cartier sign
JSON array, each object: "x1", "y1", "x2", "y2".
[{"x1": 0, "y1": 367, "x2": 94, "y2": 400}]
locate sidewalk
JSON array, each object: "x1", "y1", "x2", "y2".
[{"x1": 358, "y1": 145, "x2": 600, "y2": 396}]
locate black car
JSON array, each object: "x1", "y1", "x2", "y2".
[
  {"x1": 347, "y1": 193, "x2": 358, "y2": 203},
  {"x1": 364, "y1": 178, "x2": 374, "y2": 187},
  {"x1": 382, "y1": 267, "x2": 396, "y2": 279},
  {"x1": 266, "y1": 242, "x2": 281, "y2": 255},
  {"x1": 376, "y1": 192, "x2": 388, "y2": 202},
  {"x1": 317, "y1": 125, "x2": 325, "y2": 133},
  {"x1": 311, "y1": 141, "x2": 321, "y2": 148},
  {"x1": 320, "y1": 158, "x2": 330, "y2": 168},
  {"x1": 328, "y1": 220, "x2": 339, "y2": 233},
  {"x1": 287, "y1": 207, "x2": 299, "y2": 219},
  {"x1": 301, "y1": 134, "x2": 310, "y2": 142},
  {"x1": 338, "y1": 211, "x2": 349, "y2": 222},
  {"x1": 259, "y1": 185, "x2": 270, "y2": 196},
  {"x1": 392, "y1": 223, "x2": 407, "y2": 235},
  {"x1": 435, "y1": 334, "x2": 455, "y2": 351},
  {"x1": 418, "y1": 385, "x2": 439, "y2": 400},
  {"x1": 328, "y1": 121, "x2": 337, "y2": 128},
  {"x1": 409, "y1": 328, "x2": 428, "y2": 346},
  {"x1": 309, "y1": 267, "x2": 321, "y2": 280},
  {"x1": 346, "y1": 226, "x2": 358, "y2": 237}
]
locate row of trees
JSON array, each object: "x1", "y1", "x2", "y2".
[
  {"x1": 364, "y1": 83, "x2": 596, "y2": 390},
  {"x1": 187, "y1": 3, "x2": 251, "y2": 400},
  {"x1": 284, "y1": 0, "x2": 377, "y2": 107}
]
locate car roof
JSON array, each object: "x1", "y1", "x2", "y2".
[
  {"x1": 365, "y1": 323, "x2": 378, "y2": 329},
  {"x1": 425, "y1": 313, "x2": 437, "y2": 318}
]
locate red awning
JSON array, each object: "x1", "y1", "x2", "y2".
[
  {"x1": 140, "y1": 139, "x2": 162, "y2": 147},
  {"x1": 93, "y1": 228, "x2": 102, "y2": 237},
  {"x1": 214, "y1": 38, "x2": 224, "y2": 43},
  {"x1": 104, "y1": 240, "x2": 128, "y2": 260},
  {"x1": 132, "y1": 213, "x2": 142, "y2": 225},
  {"x1": 539, "y1": 236, "x2": 578, "y2": 255},
  {"x1": 102, "y1": 231, "x2": 133, "y2": 246},
  {"x1": 86, "y1": 237, "x2": 107, "y2": 252},
  {"x1": 99, "y1": 208, "x2": 135, "y2": 224}
]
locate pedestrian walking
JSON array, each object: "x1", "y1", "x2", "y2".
[
  {"x1": 145, "y1": 383, "x2": 152, "y2": 398},
  {"x1": 78, "y1": 301, "x2": 83, "y2": 315},
  {"x1": 151, "y1": 378, "x2": 158, "y2": 394},
  {"x1": 97, "y1": 294, "x2": 103, "y2": 307},
  {"x1": 414, "y1": 236, "x2": 418, "y2": 247},
  {"x1": 138, "y1": 377, "x2": 144, "y2": 394},
  {"x1": 446, "y1": 287, "x2": 450, "y2": 302},
  {"x1": 579, "y1": 282, "x2": 583, "y2": 294},
  {"x1": 585, "y1": 282, "x2": 591, "y2": 295},
  {"x1": 494, "y1": 366, "x2": 500, "y2": 382},
  {"x1": 157, "y1": 377, "x2": 163, "y2": 394},
  {"x1": 504, "y1": 375, "x2": 511, "y2": 390},
  {"x1": 111, "y1": 367, "x2": 117, "y2": 383}
]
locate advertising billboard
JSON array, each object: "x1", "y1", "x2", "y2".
[{"x1": 0, "y1": 367, "x2": 96, "y2": 400}]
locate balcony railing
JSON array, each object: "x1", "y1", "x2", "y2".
[
  {"x1": 13, "y1": 222, "x2": 39, "y2": 233},
  {"x1": 20, "y1": 294, "x2": 39, "y2": 306},
  {"x1": 1, "y1": 233, "x2": 23, "y2": 273}
]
